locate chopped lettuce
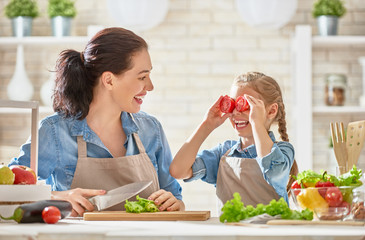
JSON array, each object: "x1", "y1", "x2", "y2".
[
  {"x1": 124, "y1": 195, "x2": 159, "y2": 213},
  {"x1": 338, "y1": 165, "x2": 363, "y2": 187},
  {"x1": 219, "y1": 192, "x2": 313, "y2": 223}
]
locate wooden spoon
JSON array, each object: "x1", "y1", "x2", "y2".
[{"x1": 346, "y1": 120, "x2": 365, "y2": 168}]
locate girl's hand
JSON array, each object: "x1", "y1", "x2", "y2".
[
  {"x1": 203, "y1": 96, "x2": 232, "y2": 131},
  {"x1": 148, "y1": 189, "x2": 184, "y2": 211},
  {"x1": 52, "y1": 188, "x2": 106, "y2": 216},
  {"x1": 244, "y1": 94, "x2": 267, "y2": 127}
]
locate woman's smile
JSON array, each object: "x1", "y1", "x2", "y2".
[{"x1": 134, "y1": 94, "x2": 146, "y2": 105}]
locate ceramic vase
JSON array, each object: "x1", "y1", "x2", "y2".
[
  {"x1": 7, "y1": 45, "x2": 34, "y2": 101},
  {"x1": 40, "y1": 72, "x2": 55, "y2": 107}
]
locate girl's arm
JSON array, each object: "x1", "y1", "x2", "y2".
[
  {"x1": 170, "y1": 96, "x2": 231, "y2": 179},
  {"x1": 245, "y1": 94, "x2": 278, "y2": 158}
]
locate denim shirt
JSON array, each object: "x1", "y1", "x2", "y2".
[
  {"x1": 186, "y1": 132, "x2": 294, "y2": 203},
  {"x1": 8, "y1": 111, "x2": 182, "y2": 200}
]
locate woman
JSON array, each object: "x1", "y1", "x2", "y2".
[{"x1": 9, "y1": 27, "x2": 184, "y2": 216}]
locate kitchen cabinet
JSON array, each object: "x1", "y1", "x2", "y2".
[{"x1": 291, "y1": 25, "x2": 365, "y2": 172}]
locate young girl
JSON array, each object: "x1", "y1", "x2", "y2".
[{"x1": 170, "y1": 72, "x2": 297, "y2": 210}]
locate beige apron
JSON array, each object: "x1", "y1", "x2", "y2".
[
  {"x1": 216, "y1": 149, "x2": 279, "y2": 212},
  {"x1": 70, "y1": 131, "x2": 160, "y2": 211}
]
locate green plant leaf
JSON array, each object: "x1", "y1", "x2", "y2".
[
  {"x1": 48, "y1": 0, "x2": 77, "y2": 18},
  {"x1": 5, "y1": 0, "x2": 39, "y2": 18},
  {"x1": 312, "y1": 0, "x2": 346, "y2": 18}
]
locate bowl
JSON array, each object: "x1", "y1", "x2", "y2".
[
  {"x1": 290, "y1": 186, "x2": 355, "y2": 213},
  {"x1": 314, "y1": 207, "x2": 349, "y2": 221}
]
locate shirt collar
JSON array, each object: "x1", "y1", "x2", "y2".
[
  {"x1": 70, "y1": 112, "x2": 140, "y2": 139},
  {"x1": 228, "y1": 131, "x2": 277, "y2": 156}
]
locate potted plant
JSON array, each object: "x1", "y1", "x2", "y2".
[
  {"x1": 4, "y1": 0, "x2": 39, "y2": 37},
  {"x1": 312, "y1": 0, "x2": 346, "y2": 36},
  {"x1": 48, "y1": 0, "x2": 77, "y2": 37}
]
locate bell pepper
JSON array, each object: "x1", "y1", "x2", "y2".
[{"x1": 296, "y1": 187, "x2": 329, "y2": 211}]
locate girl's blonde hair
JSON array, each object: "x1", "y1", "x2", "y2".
[{"x1": 233, "y1": 72, "x2": 298, "y2": 195}]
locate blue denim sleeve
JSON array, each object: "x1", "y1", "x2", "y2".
[
  {"x1": 154, "y1": 120, "x2": 182, "y2": 200},
  {"x1": 8, "y1": 118, "x2": 59, "y2": 188},
  {"x1": 184, "y1": 141, "x2": 234, "y2": 185},
  {"x1": 256, "y1": 141, "x2": 295, "y2": 203}
]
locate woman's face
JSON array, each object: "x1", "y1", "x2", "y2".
[
  {"x1": 111, "y1": 48, "x2": 153, "y2": 113},
  {"x1": 229, "y1": 85, "x2": 263, "y2": 138}
]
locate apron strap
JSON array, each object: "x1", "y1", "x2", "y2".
[
  {"x1": 128, "y1": 113, "x2": 147, "y2": 154},
  {"x1": 132, "y1": 133, "x2": 147, "y2": 154},
  {"x1": 77, "y1": 136, "x2": 87, "y2": 158}
]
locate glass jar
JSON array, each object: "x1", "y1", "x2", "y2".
[
  {"x1": 352, "y1": 185, "x2": 365, "y2": 221},
  {"x1": 325, "y1": 74, "x2": 347, "y2": 106}
]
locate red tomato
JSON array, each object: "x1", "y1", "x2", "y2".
[
  {"x1": 291, "y1": 180, "x2": 300, "y2": 189},
  {"x1": 235, "y1": 96, "x2": 250, "y2": 112},
  {"x1": 219, "y1": 95, "x2": 235, "y2": 113},
  {"x1": 42, "y1": 206, "x2": 61, "y2": 224},
  {"x1": 315, "y1": 181, "x2": 335, "y2": 198},
  {"x1": 325, "y1": 187, "x2": 343, "y2": 207},
  {"x1": 290, "y1": 180, "x2": 301, "y2": 196}
]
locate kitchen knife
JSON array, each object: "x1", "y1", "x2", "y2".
[{"x1": 89, "y1": 180, "x2": 152, "y2": 211}]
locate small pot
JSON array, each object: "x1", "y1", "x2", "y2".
[
  {"x1": 11, "y1": 16, "x2": 33, "y2": 37},
  {"x1": 51, "y1": 16, "x2": 72, "y2": 37},
  {"x1": 317, "y1": 15, "x2": 338, "y2": 36}
]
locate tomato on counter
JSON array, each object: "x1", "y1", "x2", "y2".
[{"x1": 42, "y1": 206, "x2": 61, "y2": 224}]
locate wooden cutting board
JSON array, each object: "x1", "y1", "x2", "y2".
[
  {"x1": 266, "y1": 220, "x2": 364, "y2": 226},
  {"x1": 83, "y1": 211, "x2": 210, "y2": 221}
]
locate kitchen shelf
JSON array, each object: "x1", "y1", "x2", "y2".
[
  {"x1": 0, "y1": 106, "x2": 53, "y2": 114},
  {"x1": 0, "y1": 36, "x2": 89, "y2": 46},
  {"x1": 291, "y1": 25, "x2": 365, "y2": 171},
  {"x1": 313, "y1": 106, "x2": 365, "y2": 114},
  {"x1": 313, "y1": 36, "x2": 365, "y2": 47}
]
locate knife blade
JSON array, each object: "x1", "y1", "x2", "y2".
[{"x1": 89, "y1": 180, "x2": 152, "y2": 211}]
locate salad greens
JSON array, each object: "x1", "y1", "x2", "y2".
[
  {"x1": 293, "y1": 165, "x2": 363, "y2": 187},
  {"x1": 219, "y1": 192, "x2": 313, "y2": 223},
  {"x1": 124, "y1": 195, "x2": 159, "y2": 213}
]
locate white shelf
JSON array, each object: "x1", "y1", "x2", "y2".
[
  {"x1": 313, "y1": 106, "x2": 365, "y2": 114},
  {"x1": 313, "y1": 35, "x2": 365, "y2": 47},
  {"x1": 0, "y1": 106, "x2": 53, "y2": 114},
  {"x1": 292, "y1": 25, "x2": 365, "y2": 171},
  {"x1": 0, "y1": 36, "x2": 89, "y2": 45}
]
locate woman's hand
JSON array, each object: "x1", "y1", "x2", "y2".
[
  {"x1": 148, "y1": 189, "x2": 185, "y2": 211},
  {"x1": 51, "y1": 188, "x2": 106, "y2": 216},
  {"x1": 203, "y1": 96, "x2": 232, "y2": 131}
]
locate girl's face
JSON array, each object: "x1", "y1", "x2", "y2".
[
  {"x1": 111, "y1": 48, "x2": 153, "y2": 113},
  {"x1": 229, "y1": 85, "x2": 263, "y2": 138}
]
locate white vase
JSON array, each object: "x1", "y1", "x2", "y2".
[
  {"x1": 7, "y1": 45, "x2": 34, "y2": 101},
  {"x1": 41, "y1": 72, "x2": 55, "y2": 107}
]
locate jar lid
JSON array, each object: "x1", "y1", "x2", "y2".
[{"x1": 326, "y1": 74, "x2": 347, "y2": 88}]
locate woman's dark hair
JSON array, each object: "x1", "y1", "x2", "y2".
[{"x1": 52, "y1": 27, "x2": 148, "y2": 119}]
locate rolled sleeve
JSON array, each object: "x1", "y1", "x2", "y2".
[
  {"x1": 256, "y1": 142, "x2": 295, "y2": 203},
  {"x1": 184, "y1": 157, "x2": 206, "y2": 182}
]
